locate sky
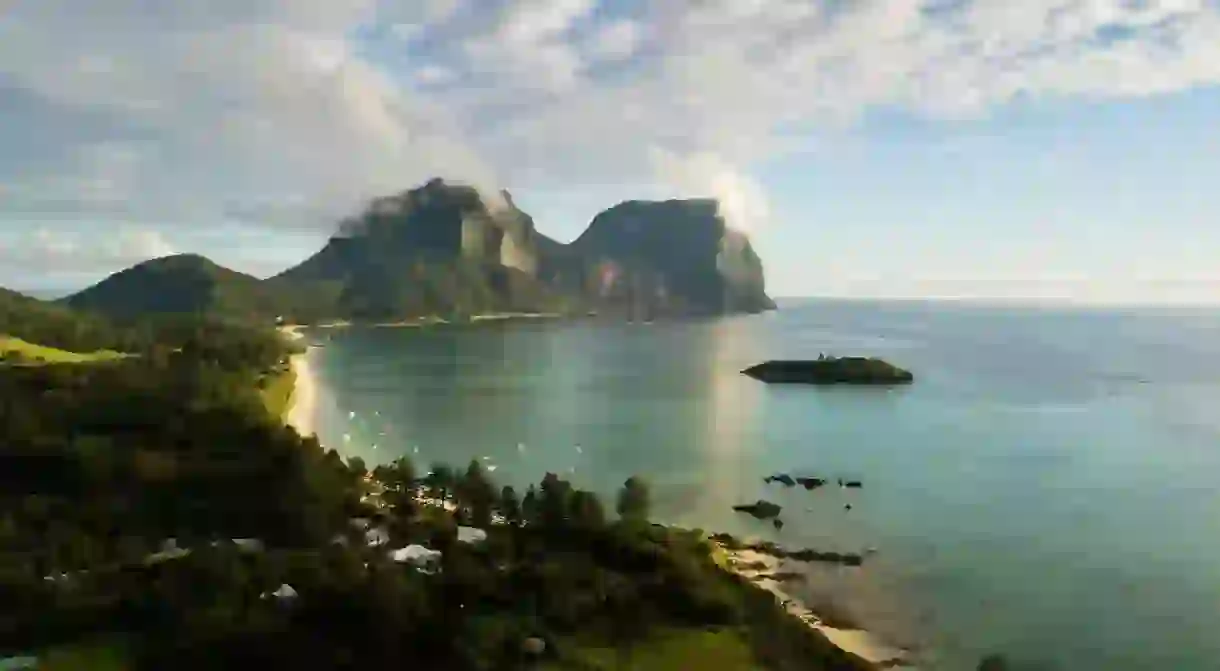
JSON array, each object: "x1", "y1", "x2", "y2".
[{"x1": 2, "y1": 0, "x2": 1220, "y2": 304}]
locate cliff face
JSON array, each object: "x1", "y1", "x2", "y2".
[
  {"x1": 564, "y1": 199, "x2": 775, "y2": 316},
  {"x1": 268, "y1": 179, "x2": 565, "y2": 321}
]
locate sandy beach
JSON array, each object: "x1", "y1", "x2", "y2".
[
  {"x1": 715, "y1": 543, "x2": 915, "y2": 669},
  {"x1": 278, "y1": 326, "x2": 317, "y2": 438}
]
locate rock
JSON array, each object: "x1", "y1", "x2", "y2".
[
  {"x1": 838, "y1": 479, "x2": 863, "y2": 489},
  {"x1": 772, "y1": 518, "x2": 784, "y2": 530},
  {"x1": 732, "y1": 500, "x2": 782, "y2": 520},
  {"x1": 795, "y1": 476, "x2": 827, "y2": 490},
  {"x1": 564, "y1": 198, "x2": 775, "y2": 316},
  {"x1": 742, "y1": 357, "x2": 914, "y2": 385},
  {"x1": 844, "y1": 504, "x2": 852, "y2": 511},
  {"x1": 521, "y1": 637, "x2": 547, "y2": 656},
  {"x1": 764, "y1": 473, "x2": 796, "y2": 487},
  {"x1": 787, "y1": 549, "x2": 865, "y2": 567}
]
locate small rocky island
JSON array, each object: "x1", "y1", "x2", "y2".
[{"x1": 742, "y1": 356, "x2": 914, "y2": 385}]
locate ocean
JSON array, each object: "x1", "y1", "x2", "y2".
[{"x1": 296, "y1": 299, "x2": 1220, "y2": 670}]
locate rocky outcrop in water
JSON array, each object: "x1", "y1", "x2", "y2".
[
  {"x1": 743, "y1": 357, "x2": 914, "y2": 385},
  {"x1": 732, "y1": 500, "x2": 782, "y2": 520}
]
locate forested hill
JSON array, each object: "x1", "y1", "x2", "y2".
[
  {"x1": 62, "y1": 254, "x2": 292, "y2": 323},
  {"x1": 0, "y1": 287, "x2": 140, "y2": 352}
]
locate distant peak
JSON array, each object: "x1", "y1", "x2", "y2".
[{"x1": 137, "y1": 253, "x2": 216, "y2": 268}]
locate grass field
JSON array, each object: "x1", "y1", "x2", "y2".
[
  {"x1": 550, "y1": 628, "x2": 757, "y2": 671},
  {"x1": 0, "y1": 336, "x2": 125, "y2": 365}
]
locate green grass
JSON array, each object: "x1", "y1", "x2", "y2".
[
  {"x1": 37, "y1": 638, "x2": 129, "y2": 671},
  {"x1": 0, "y1": 336, "x2": 125, "y2": 365},
  {"x1": 259, "y1": 363, "x2": 297, "y2": 422},
  {"x1": 549, "y1": 628, "x2": 757, "y2": 671}
]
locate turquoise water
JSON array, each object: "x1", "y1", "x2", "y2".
[{"x1": 302, "y1": 299, "x2": 1220, "y2": 670}]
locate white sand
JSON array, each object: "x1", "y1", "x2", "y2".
[
  {"x1": 718, "y1": 545, "x2": 913, "y2": 668},
  {"x1": 286, "y1": 349, "x2": 317, "y2": 438},
  {"x1": 278, "y1": 326, "x2": 316, "y2": 438}
]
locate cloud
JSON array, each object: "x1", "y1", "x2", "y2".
[
  {"x1": 3, "y1": 0, "x2": 1220, "y2": 248},
  {"x1": 0, "y1": 227, "x2": 176, "y2": 272}
]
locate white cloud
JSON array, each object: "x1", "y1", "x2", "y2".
[
  {"x1": 2, "y1": 0, "x2": 1220, "y2": 255},
  {"x1": 585, "y1": 20, "x2": 642, "y2": 61},
  {"x1": 1, "y1": 227, "x2": 176, "y2": 272}
]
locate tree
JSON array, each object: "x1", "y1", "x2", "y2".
[
  {"x1": 459, "y1": 459, "x2": 495, "y2": 528},
  {"x1": 377, "y1": 457, "x2": 415, "y2": 492},
  {"x1": 499, "y1": 485, "x2": 521, "y2": 526},
  {"x1": 616, "y1": 476, "x2": 651, "y2": 527},
  {"x1": 569, "y1": 489, "x2": 606, "y2": 532},
  {"x1": 538, "y1": 473, "x2": 572, "y2": 530},
  {"x1": 521, "y1": 486, "x2": 539, "y2": 526},
  {"x1": 426, "y1": 464, "x2": 455, "y2": 506},
  {"x1": 347, "y1": 456, "x2": 367, "y2": 480}
]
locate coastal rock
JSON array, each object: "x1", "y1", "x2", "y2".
[
  {"x1": 732, "y1": 500, "x2": 782, "y2": 520},
  {"x1": 786, "y1": 548, "x2": 864, "y2": 567},
  {"x1": 742, "y1": 357, "x2": 914, "y2": 385},
  {"x1": 764, "y1": 473, "x2": 797, "y2": 487},
  {"x1": 709, "y1": 533, "x2": 870, "y2": 568},
  {"x1": 795, "y1": 476, "x2": 827, "y2": 490}
]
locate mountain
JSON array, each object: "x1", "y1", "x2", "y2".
[
  {"x1": 266, "y1": 178, "x2": 573, "y2": 322},
  {"x1": 64, "y1": 253, "x2": 288, "y2": 322},
  {"x1": 564, "y1": 198, "x2": 775, "y2": 316},
  {"x1": 64, "y1": 179, "x2": 776, "y2": 323}
]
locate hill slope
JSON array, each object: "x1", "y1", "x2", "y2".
[
  {"x1": 64, "y1": 254, "x2": 289, "y2": 322},
  {"x1": 0, "y1": 287, "x2": 138, "y2": 351}
]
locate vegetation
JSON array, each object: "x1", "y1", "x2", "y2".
[
  {"x1": 0, "y1": 336, "x2": 125, "y2": 365},
  {"x1": 0, "y1": 310, "x2": 882, "y2": 670},
  {"x1": 0, "y1": 288, "x2": 139, "y2": 353},
  {"x1": 62, "y1": 254, "x2": 292, "y2": 323}
]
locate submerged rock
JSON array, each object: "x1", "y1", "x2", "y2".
[
  {"x1": 732, "y1": 500, "x2": 782, "y2": 520},
  {"x1": 764, "y1": 473, "x2": 796, "y2": 487},
  {"x1": 786, "y1": 548, "x2": 864, "y2": 567},
  {"x1": 742, "y1": 357, "x2": 914, "y2": 385},
  {"x1": 795, "y1": 476, "x2": 827, "y2": 490}
]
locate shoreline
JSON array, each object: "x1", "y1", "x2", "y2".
[
  {"x1": 714, "y1": 542, "x2": 915, "y2": 669},
  {"x1": 277, "y1": 326, "x2": 317, "y2": 438},
  {"x1": 273, "y1": 322, "x2": 914, "y2": 669}
]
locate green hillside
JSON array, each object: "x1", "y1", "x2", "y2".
[
  {"x1": 0, "y1": 335, "x2": 125, "y2": 364},
  {"x1": 63, "y1": 254, "x2": 290, "y2": 322}
]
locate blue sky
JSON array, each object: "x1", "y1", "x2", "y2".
[{"x1": 3, "y1": 1, "x2": 1220, "y2": 304}]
